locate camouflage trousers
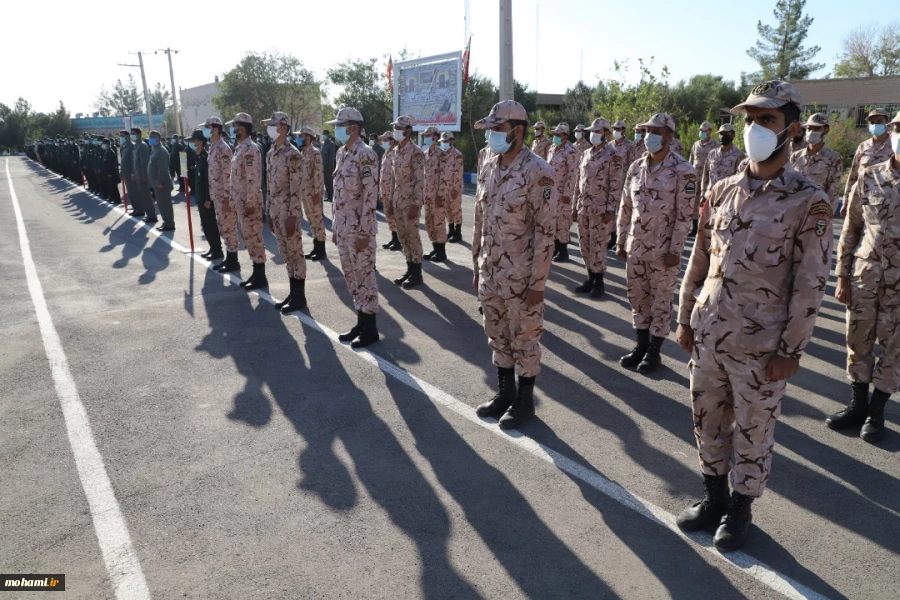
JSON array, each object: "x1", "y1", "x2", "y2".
[
  {"x1": 385, "y1": 204, "x2": 397, "y2": 233},
  {"x1": 556, "y1": 196, "x2": 574, "y2": 243},
  {"x1": 446, "y1": 192, "x2": 463, "y2": 225},
  {"x1": 479, "y1": 282, "x2": 545, "y2": 378},
  {"x1": 212, "y1": 193, "x2": 239, "y2": 253},
  {"x1": 302, "y1": 194, "x2": 326, "y2": 242},
  {"x1": 273, "y1": 215, "x2": 307, "y2": 280},
  {"x1": 689, "y1": 343, "x2": 784, "y2": 498},
  {"x1": 425, "y1": 196, "x2": 448, "y2": 243},
  {"x1": 235, "y1": 198, "x2": 266, "y2": 264},
  {"x1": 846, "y1": 277, "x2": 900, "y2": 393},
  {"x1": 393, "y1": 202, "x2": 423, "y2": 263},
  {"x1": 336, "y1": 234, "x2": 379, "y2": 314},
  {"x1": 626, "y1": 257, "x2": 680, "y2": 337},
  {"x1": 577, "y1": 212, "x2": 614, "y2": 274}
]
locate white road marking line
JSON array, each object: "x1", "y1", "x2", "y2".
[
  {"x1": 31, "y1": 160, "x2": 829, "y2": 600},
  {"x1": 5, "y1": 160, "x2": 151, "y2": 600}
]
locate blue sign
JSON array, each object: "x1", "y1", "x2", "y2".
[{"x1": 71, "y1": 114, "x2": 162, "y2": 130}]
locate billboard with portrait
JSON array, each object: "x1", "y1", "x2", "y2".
[{"x1": 393, "y1": 52, "x2": 462, "y2": 132}]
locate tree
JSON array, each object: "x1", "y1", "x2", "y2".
[
  {"x1": 95, "y1": 75, "x2": 143, "y2": 116},
  {"x1": 669, "y1": 75, "x2": 743, "y2": 124},
  {"x1": 560, "y1": 81, "x2": 595, "y2": 127},
  {"x1": 216, "y1": 51, "x2": 322, "y2": 130},
  {"x1": 457, "y1": 72, "x2": 499, "y2": 171},
  {"x1": 593, "y1": 59, "x2": 677, "y2": 132},
  {"x1": 834, "y1": 22, "x2": 900, "y2": 77},
  {"x1": 148, "y1": 83, "x2": 171, "y2": 116},
  {"x1": 746, "y1": 0, "x2": 824, "y2": 82},
  {"x1": 326, "y1": 57, "x2": 393, "y2": 137}
]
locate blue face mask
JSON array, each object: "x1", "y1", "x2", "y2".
[
  {"x1": 382, "y1": 141, "x2": 391, "y2": 150},
  {"x1": 297, "y1": 137, "x2": 304, "y2": 147},
  {"x1": 423, "y1": 137, "x2": 433, "y2": 147},
  {"x1": 488, "y1": 130, "x2": 512, "y2": 154},
  {"x1": 552, "y1": 135, "x2": 562, "y2": 146},
  {"x1": 645, "y1": 133, "x2": 664, "y2": 154},
  {"x1": 202, "y1": 127, "x2": 212, "y2": 139},
  {"x1": 334, "y1": 126, "x2": 350, "y2": 144},
  {"x1": 869, "y1": 123, "x2": 887, "y2": 137},
  {"x1": 635, "y1": 133, "x2": 643, "y2": 142},
  {"x1": 148, "y1": 137, "x2": 158, "y2": 147},
  {"x1": 322, "y1": 134, "x2": 329, "y2": 141},
  {"x1": 229, "y1": 126, "x2": 236, "y2": 138},
  {"x1": 130, "y1": 134, "x2": 137, "y2": 142},
  {"x1": 699, "y1": 131, "x2": 708, "y2": 140},
  {"x1": 119, "y1": 136, "x2": 126, "y2": 144},
  {"x1": 189, "y1": 142, "x2": 197, "y2": 152},
  {"x1": 440, "y1": 142, "x2": 450, "y2": 151},
  {"x1": 484, "y1": 130, "x2": 491, "y2": 142}
]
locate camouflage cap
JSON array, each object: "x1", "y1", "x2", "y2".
[
  {"x1": 638, "y1": 113, "x2": 676, "y2": 131},
  {"x1": 866, "y1": 108, "x2": 889, "y2": 121},
  {"x1": 392, "y1": 115, "x2": 413, "y2": 128},
  {"x1": 225, "y1": 112, "x2": 253, "y2": 126},
  {"x1": 586, "y1": 117, "x2": 611, "y2": 132},
  {"x1": 890, "y1": 111, "x2": 900, "y2": 125},
  {"x1": 422, "y1": 126, "x2": 440, "y2": 137},
  {"x1": 805, "y1": 112, "x2": 830, "y2": 127},
  {"x1": 700, "y1": 121, "x2": 713, "y2": 131},
  {"x1": 203, "y1": 117, "x2": 223, "y2": 128},
  {"x1": 474, "y1": 100, "x2": 528, "y2": 129},
  {"x1": 574, "y1": 124, "x2": 586, "y2": 132},
  {"x1": 612, "y1": 120, "x2": 627, "y2": 129},
  {"x1": 551, "y1": 122, "x2": 570, "y2": 135},
  {"x1": 326, "y1": 107, "x2": 364, "y2": 125},
  {"x1": 718, "y1": 123, "x2": 736, "y2": 134},
  {"x1": 261, "y1": 111, "x2": 291, "y2": 129},
  {"x1": 534, "y1": 121, "x2": 546, "y2": 129},
  {"x1": 730, "y1": 80, "x2": 802, "y2": 114},
  {"x1": 378, "y1": 130, "x2": 393, "y2": 140},
  {"x1": 440, "y1": 131, "x2": 455, "y2": 141},
  {"x1": 291, "y1": 126, "x2": 317, "y2": 138}
]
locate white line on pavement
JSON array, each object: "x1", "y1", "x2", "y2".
[
  {"x1": 29, "y1": 159, "x2": 829, "y2": 600},
  {"x1": 5, "y1": 159, "x2": 151, "y2": 600}
]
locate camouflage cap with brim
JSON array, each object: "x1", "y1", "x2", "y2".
[
  {"x1": 730, "y1": 80, "x2": 802, "y2": 114},
  {"x1": 574, "y1": 124, "x2": 586, "y2": 132},
  {"x1": 392, "y1": 115, "x2": 412, "y2": 128},
  {"x1": 378, "y1": 130, "x2": 393, "y2": 140},
  {"x1": 586, "y1": 117, "x2": 611, "y2": 132},
  {"x1": 867, "y1": 108, "x2": 890, "y2": 121},
  {"x1": 261, "y1": 111, "x2": 291, "y2": 129},
  {"x1": 700, "y1": 121, "x2": 713, "y2": 130},
  {"x1": 638, "y1": 113, "x2": 676, "y2": 131},
  {"x1": 612, "y1": 120, "x2": 626, "y2": 129},
  {"x1": 890, "y1": 111, "x2": 900, "y2": 125},
  {"x1": 805, "y1": 112, "x2": 830, "y2": 127},
  {"x1": 551, "y1": 122, "x2": 570, "y2": 135},
  {"x1": 474, "y1": 100, "x2": 528, "y2": 129},
  {"x1": 225, "y1": 112, "x2": 253, "y2": 126},
  {"x1": 534, "y1": 121, "x2": 546, "y2": 129},
  {"x1": 422, "y1": 126, "x2": 440, "y2": 136},
  {"x1": 718, "y1": 123, "x2": 736, "y2": 133},
  {"x1": 439, "y1": 131, "x2": 455, "y2": 141},
  {"x1": 204, "y1": 117, "x2": 223, "y2": 128},
  {"x1": 326, "y1": 107, "x2": 364, "y2": 125}
]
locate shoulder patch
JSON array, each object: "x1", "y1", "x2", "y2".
[
  {"x1": 412, "y1": 155, "x2": 424, "y2": 165},
  {"x1": 808, "y1": 199, "x2": 832, "y2": 217},
  {"x1": 246, "y1": 157, "x2": 254, "y2": 167},
  {"x1": 815, "y1": 219, "x2": 828, "y2": 237},
  {"x1": 684, "y1": 181, "x2": 696, "y2": 195},
  {"x1": 537, "y1": 176, "x2": 554, "y2": 187},
  {"x1": 683, "y1": 172, "x2": 697, "y2": 180},
  {"x1": 360, "y1": 158, "x2": 374, "y2": 167},
  {"x1": 362, "y1": 165, "x2": 373, "y2": 178}
]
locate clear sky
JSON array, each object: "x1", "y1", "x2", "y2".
[{"x1": 1, "y1": 0, "x2": 874, "y2": 115}]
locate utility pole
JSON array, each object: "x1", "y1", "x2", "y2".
[
  {"x1": 499, "y1": 0, "x2": 514, "y2": 101},
  {"x1": 120, "y1": 52, "x2": 153, "y2": 131},
  {"x1": 157, "y1": 48, "x2": 182, "y2": 136}
]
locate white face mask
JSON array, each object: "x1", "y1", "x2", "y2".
[
  {"x1": 744, "y1": 122, "x2": 790, "y2": 162},
  {"x1": 266, "y1": 125, "x2": 280, "y2": 140},
  {"x1": 891, "y1": 132, "x2": 900, "y2": 155},
  {"x1": 613, "y1": 130, "x2": 623, "y2": 140},
  {"x1": 805, "y1": 131, "x2": 823, "y2": 145},
  {"x1": 589, "y1": 132, "x2": 605, "y2": 146},
  {"x1": 392, "y1": 129, "x2": 405, "y2": 142},
  {"x1": 574, "y1": 132, "x2": 583, "y2": 140}
]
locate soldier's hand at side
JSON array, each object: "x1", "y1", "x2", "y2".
[
  {"x1": 408, "y1": 206, "x2": 419, "y2": 219},
  {"x1": 205, "y1": 201, "x2": 212, "y2": 209},
  {"x1": 267, "y1": 217, "x2": 274, "y2": 231},
  {"x1": 675, "y1": 324, "x2": 694, "y2": 354},
  {"x1": 526, "y1": 288, "x2": 544, "y2": 306},
  {"x1": 286, "y1": 216, "x2": 298, "y2": 237},
  {"x1": 602, "y1": 213, "x2": 614, "y2": 224},
  {"x1": 436, "y1": 197, "x2": 444, "y2": 208},
  {"x1": 616, "y1": 248, "x2": 627, "y2": 261},
  {"x1": 356, "y1": 235, "x2": 368, "y2": 251},
  {"x1": 840, "y1": 204, "x2": 847, "y2": 218},
  {"x1": 664, "y1": 252, "x2": 680, "y2": 268},
  {"x1": 835, "y1": 276, "x2": 851, "y2": 306},
  {"x1": 472, "y1": 273, "x2": 479, "y2": 293},
  {"x1": 766, "y1": 355, "x2": 800, "y2": 381}
]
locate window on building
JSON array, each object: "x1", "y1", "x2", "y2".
[
  {"x1": 802, "y1": 104, "x2": 827, "y2": 117},
  {"x1": 856, "y1": 103, "x2": 900, "y2": 127}
]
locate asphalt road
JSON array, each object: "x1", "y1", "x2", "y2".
[{"x1": 1, "y1": 156, "x2": 897, "y2": 600}]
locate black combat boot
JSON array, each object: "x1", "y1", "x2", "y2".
[
  {"x1": 574, "y1": 272, "x2": 595, "y2": 293},
  {"x1": 242, "y1": 262, "x2": 268, "y2": 291},
  {"x1": 274, "y1": 281, "x2": 293, "y2": 309},
  {"x1": 620, "y1": 329, "x2": 651, "y2": 368},
  {"x1": 861, "y1": 389, "x2": 890, "y2": 443},
  {"x1": 215, "y1": 251, "x2": 241, "y2": 273},
  {"x1": 637, "y1": 335, "x2": 665, "y2": 374},
  {"x1": 402, "y1": 262, "x2": 423, "y2": 288},
  {"x1": 423, "y1": 245, "x2": 438, "y2": 261},
  {"x1": 388, "y1": 235, "x2": 403, "y2": 251},
  {"x1": 714, "y1": 492, "x2": 754, "y2": 552},
  {"x1": 383, "y1": 231, "x2": 399, "y2": 250},
  {"x1": 607, "y1": 231, "x2": 617, "y2": 250},
  {"x1": 590, "y1": 272, "x2": 605, "y2": 298},
  {"x1": 826, "y1": 381, "x2": 870, "y2": 430},
  {"x1": 394, "y1": 262, "x2": 413, "y2": 285},
  {"x1": 499, "y1": 375, "x2": 536, "y2": 430},
  {"x1": 676, "y1": 474, "x2": 729, "y2": 531},
  {"x1": 552, "y1": 240, "x2": 561, "y2": 259},
  {"x1": 553, "y1": 242, "x2": 570, "y2": 263},
  {"x1": 449, "y1": 224, "x2": 463, "y2": 243},
  {"x1": 339, "y1": 311, "x2": 363, "y2": 343},
  {"x1": 305, "y1": 239, "x2": 327, "y2": 261},
  {"x1": 281, "y1": 278, "x2": 308, "y2": 313},
  {"x1": 430, "y1": 243, "x2": 447, "y2": 263},
  {"x1": 689, "y1": 219, "x2": 699, "y2": 237},
  {"x1": 351, "y1": 312, "x2": 379, "y2": 348},
  {"x1": 475, "y1": 367, "x2": 517, "y2": 419},
  {"x1": 203, "y1": 248, "x2": 224, "y2": 261}
]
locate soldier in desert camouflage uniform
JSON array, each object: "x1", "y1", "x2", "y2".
[
  {"x1": 617, "y1": 113, "x2": 696, "y2": 374},
  {"x1": 262, "y1": 112, "x2": 308, "y2": 313},
  {"x1": 328, "y1": 107, "x2": 380, "y2": 348},
  {"x1": 422, "y1": 126, "x2": 448, "y2": 262},
  {"x1": 531, "y1": 121, "x2": 551, "y2": 161},
  {"x1": 841, "y1": 108, "x2": 894, "y2": 217},
  {"x1": 205, "y1": 117, "x2": 241, "y2": 273},
  {"x1": 689, "y1": 122, "x2": 720, "y2": 235},
  {"x1": 790, "y1": 113, "x2": 844, "y2": 213},
  {"x1": 632, "y1": 124, "x2": 647, "y2": 163},
  {"x1": 548, "y1": 123, "x2": 577, "y2": 262},
  {"x1": 389, "y1": 115, "x2": 426, "y2": 288},
  {"x1": 227, "y1": 113, "x2": 268, "y2": 290},
  {"x1": 441, "y1": 131, "x2": 465, "y2": 244},
  {"x1": 675, "y1": 81, "x2": 833, "y2": 552},
  {"x1": 573, "y1": 117, "x2": 624, "y2": 298},
  {"x1": 473, "y1": 100, "x2": 557, "y2": 430},
  {"x1": 606, "y1": 120, "x2": 635, "y2": 250},
  {"x1": 379, "y1": 131, "x2": 402, "y2": 251},
  {"x1": 700, "y1": 124, "x2": 745, "y2": 205},
  {"x1": 573, "y1": 123, "x2": 591, "y2": 163},
  {"x1": 828, "y1": 111, "x2": 900, "y2": 444},
  {"x1": 670, "y1": 134, "x2": 685, "y2": 158},
  {"x1": 291, "y1": 126, "x2": 327, "y2": 262}
]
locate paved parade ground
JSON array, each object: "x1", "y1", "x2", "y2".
[{"x1": 1, "y1": 156, "x2": 898, "y2": 599}]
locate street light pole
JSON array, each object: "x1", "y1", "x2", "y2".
[
  {"x1": 157, "y1": 48, "x2": 182, "y2": 136},
  {"x1": 499, "y1": 0, "x2": 514, "y2": 101},
  {"x1": 136, "y1": 52, "x2": 154, "y2": 131}
]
